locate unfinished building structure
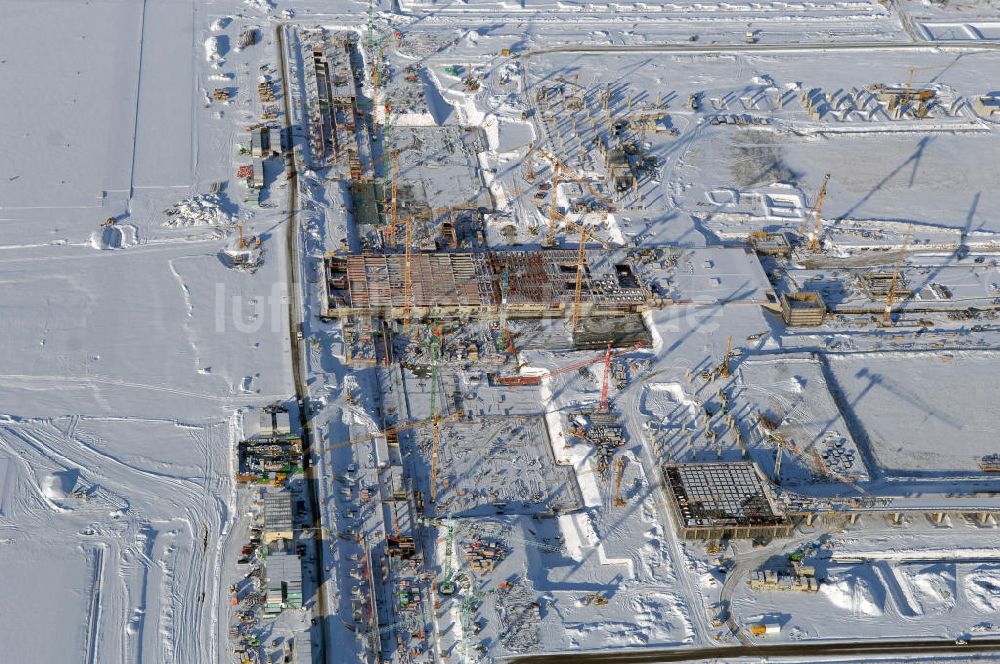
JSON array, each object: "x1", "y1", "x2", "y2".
[
  {"x1": 780, "y1": 291, "x2": 826, "y2": 326},
  {"x1": 663, "y1": 462, "x2": 793, "y2": 540},
  {"x1": 322, "y1": 250, "x2": 648, "y2": 321}
]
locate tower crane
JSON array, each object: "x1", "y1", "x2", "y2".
[
  {"x1": 390, "y1": 150, "x2": 399, "y2": 224},
  {"x1": 493, "y1": 342, "x2": 642, "y2": 386},
  {"x1": 798, "y1": 174, "x2": 830, "y2": 252},
  {"x1": 563, "y1": 220, "x2": 611, "y2": 333},
  {"x1": 882, "y1": 225, "x2": 913, "y2": 326},
  {"x1": 427, "y1": 325, "x2": 443, "y2": 503},
  {"x1": 402, "y1": 213, "x2": 414, "y2": 329},
  {"x1": 612, "y1": 457, "x2": 626, "y2": 507},
  {"x1": 718, "y1": 335, "x2": 733, "y2": 378},
  {"x1": 539, "y1": 149, "x2": 616, "y2": 247},
  {"x1": 321, "y1": 411, "x2": 462, "y2": 453},
  {"x1": 599, "y1": 344, "x2": 613, "y2": 411},
  {"x1": 544, "y1": 162, "x2": 563, "y2": 246},
  {"x1": 761, "y1": 419, "x2": 869, "y2": 496}
]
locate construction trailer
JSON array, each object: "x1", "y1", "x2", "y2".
[
  {"x1": 268, "y1": 126, "x2": 283, "y2": 156},
  {"x1": 780, "y1": 291, "x2": 826, "y2": 326},
  {"x1": 250, "y1": 158, "x2": 265, "y2": 189},
  {"x1": 663, "y1": 462, "x2": 793, "y2": 540},
  {"x1": 972, "y1": 94, "x2": 1000, "y2": 119},
  {"x1": 247, "y1": 406, "x2": 299, "y2": 443},
  {"x1": 264, "y1": 551, "x2": 303, "y2": 613},
  {"x1": 251, "y1": 129, "x2": 265, "y2": 158},
  {"x1": 748, "y1": 568, "x2": 820, "y2": 592},
  {"x1": 263, "y1": 490, "x2": 294, "y2": 544}
]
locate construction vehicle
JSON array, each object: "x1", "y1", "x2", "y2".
[
  {"x1": 903, "y1": 65, "x2": 940, "y2": 107},
  {"x1": 882, "y1": 225, "x2": 913, "y2": 326},
  {"x1": 581, "y1": 593, "x2": 609, "y2": 606},
  {"x1": 750, "y1": 622, "x2": 780, "y2": 637}
]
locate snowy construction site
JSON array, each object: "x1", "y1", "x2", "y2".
[{"x1": 3, "y1": 0, "x2": 1000, "y2": 663}]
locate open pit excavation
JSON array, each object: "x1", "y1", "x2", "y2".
[{"x1": 3, "y1": 0, "x2": 1000, "y2": 663}]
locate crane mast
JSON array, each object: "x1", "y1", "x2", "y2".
[
  {"x1": 883, "y1": 226, "x2": 913, "y2": 326},
  {"x1": 599, "y1": 344, "x2": 612, "y2": 410},
  {"x1": 802, "y1": 174, "x2": 831, "y2": 252},
  {"x1": 428, "y1": 326, "x2": 442, "y2": 502}
]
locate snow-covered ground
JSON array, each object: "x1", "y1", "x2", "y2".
[{"x1": 4, "y1": 0, "x2": 1000, "y2": 661}]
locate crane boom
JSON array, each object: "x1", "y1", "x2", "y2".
[
  {"x1": 390, "y1": 150, "x2": 399, "y2": 224},
  {"x1": 545, "y1": 162, "x2": 562, "y2": 246},
  {"x1": 599, "y1": 344, "x2": 612, "y2": 410},
  {"x1": 323, "y1": 412, "x2": 462, "y2": 452},
  {"x1": 571, "y1": 225, "x2": 588, "y2": 332},
  {"x1": 883, "y1": 225, "x2": 913, "y2": 326},
  {"x1": 402, "y1": 214, "x2": 413, "y2": 329},
  {"x1": 799, "y1": 174, "x2": 830, "y2": 251},
  {"x1": 428, "y1": 326, "x2": 442, "y2": 503},
  {"x1": 494, "y1": 342, "x2": 642, "y2": 386},
  {"x1": 612, "y1": 457, "x2": 626, "y2": 507}
]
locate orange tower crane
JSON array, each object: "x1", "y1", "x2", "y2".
[
  {"x1": 599, "y1": 344, "x2": 613, "y2": 410},
  {"x1": 494, "y1": 342, "x2": 642, "y2": 386}
]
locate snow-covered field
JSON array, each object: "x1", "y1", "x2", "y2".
[
  {"x1": 4, "y1": 0, "x2": 1000, "y2": 661},
  {"x1": 0, "y1": 1, "x2": 292, "y2": 661}
]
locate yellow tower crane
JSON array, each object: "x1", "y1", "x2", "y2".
[
  {"x1": 390, "y1": 150, "x2": 399, "y2": 224},
  {"x1": 882, "y1": 225, "x2": 913, "y2": 326},
  {"x1": 402, "y1": 214, "x2": 414, "y2": 329},
  {"x1": 799, "y1": 174, "x2": 831, "y2": 252},
  {"x1": 562, "y1": 220, "x2": 610, "y2": 333},
  {"x1": 612, "y1": 457, "x2": 626, "y2": 507}
]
